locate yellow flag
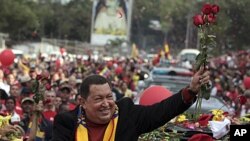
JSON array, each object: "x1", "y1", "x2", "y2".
[
  {"x1": 164, "y1": 43, "x2": 169, "y2": 53},
  {"x1": 131, "y1": 43, "x2": 139, "y2": 58},
  {"x1": 160, "y1": 49, "x2": 165, "y2": 58}
]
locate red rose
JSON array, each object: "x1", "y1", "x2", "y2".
[
  {"x1": 45, "y1": 83, "x2": 52, "y2": 90},
  {"x1": 193, "y1": 14, "x2": 205, "y2": 27},
  {"x1": 223, "y1": 112, "x2": 229, "y2": 116},
  {"x1": 198, "y1": 114, "x2": 213, "y2": 127},
  {"x1": 202, "y1": 4, "x2": 212, "y2": 15},
  {"x1": 207, "y1": 14, "x2": 216, "y2": 23},
  {"x1": 211, "y1": 4, "x2": 220, "y2": 14},
  {"x1": 36, "y1": 75, "x2": 42, "y2": 80},
  {"x1": 238, "y1": 95, "x2": 247, "y2": 105}
]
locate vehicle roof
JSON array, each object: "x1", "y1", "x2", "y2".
[
  {"x1": 152, "y1": 66, "x2": 192, "y2": 73},
  {"x1": 179, "y1": 48, "x2": 200, "y2": 55},
  {"x1": 144, "y1": 66, "x2": 192, "y2": 93},
  {"x1": 11, "y1": 49, "x2": 24, "y2": 54},
  {"x1": 150, "y1": 66, "x2": 193, "y2": 80}
]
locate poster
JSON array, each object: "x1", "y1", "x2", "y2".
[{"x1": 91, "y1": 0, "x2": 132, "y2": 45}]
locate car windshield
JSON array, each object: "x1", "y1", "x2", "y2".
[
  {"x1": 146, "y1": 66, "x2": 192, "y2": 94},
  {"x1": 180, "y1": 53, "x2": 197, "y2": 62}
]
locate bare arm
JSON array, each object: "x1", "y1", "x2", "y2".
[{"x1": 27, "y1": 101, "x2": 43, "y2": 141}]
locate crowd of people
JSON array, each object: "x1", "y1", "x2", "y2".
[
  {"x1": 208, "y1": 50, "x2": 250, "y2": 116},
  {"x1": 0, "y1": 48, "x2": 249, "y2": 140},
  {"x1": 0, "y1": 51, "x2": 154, "y2": 140}
]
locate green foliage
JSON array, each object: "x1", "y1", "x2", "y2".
[
  {"x1": 0, "y1": 0, "x2": 38, "y2": 40},
  {"x1": 0, "y1": 0, "x2": 92, "y2": 41},
  {"x1": 159, "y1": 0, "x2": 194, "y2": 49},
  {"x1": 158, "y1": 0, "x2": 250, "y2": 52},
  {"x1": 212, "y1": 0, "x2": 250, "y2": 51},
  {"x1": 31, "y1": 79, "x2": 45, "y2": 104},
  {"x1": 0, "y1": 0, "x2": 250, "y2": 50},
  {"x1": 139, "y1": 125, "x2": 182, "y2": 141},
  {"x1": 131, "y1": 0, "x2": 163, "y2": 49}
]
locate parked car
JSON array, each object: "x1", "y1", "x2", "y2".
[
  {"x1": 177, "y1": 48, "x2": 200, "y2": 63},
  {"x1": 143, "y1": 66, "x2": 193, "y2": 94},
  {"x1": 12, "y1": 49, "x2": 24, "y2": 63}
]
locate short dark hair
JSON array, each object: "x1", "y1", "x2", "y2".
[
  {"x1": 80, "y1": 74, "x2": 111, "y2": 99},
  {"x1": 5, "y1": 96, "x2": 16, "y2": 106}
]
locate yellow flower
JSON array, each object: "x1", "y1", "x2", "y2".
[
  {"x1": 212, "y1": 115, "x2": 225, "y2": 121},
  {"x1": 176, "y1": 115, "x2": 187, "y2": 123},
  {"x1": 211, "y1": 109, "x2": 224, "y2": 116},
  {"x1": 0, "y1": 115, "x2": 11, "y2": 127}
]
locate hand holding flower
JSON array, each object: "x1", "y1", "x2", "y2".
[
  {"x1": 33, "y1": 100, "x2": 44, "y2": 113},
  {"x1": 189, "y1": 66, "x2": 210, "y2": 93}
]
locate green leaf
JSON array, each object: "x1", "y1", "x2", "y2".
[
  {"x1": 201, "y1": 85, "x2": 211, "y2": 100},
  {"x1": 194, "y1": 52, "x2": 206, "y2": 71},
  {"x1": 195, "y1": 53, "x2": 201, "y2": 61}
]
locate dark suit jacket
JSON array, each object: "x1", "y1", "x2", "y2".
[{"x1": 52, "y1": 90, "x2": 193, "y2": 141}]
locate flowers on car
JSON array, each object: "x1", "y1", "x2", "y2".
[
  {"x1": 174, "y1": 108, "x2": 228, "y2": 129},
  {"x1": 210, "y1": 109, "x2": 226, "y2": 121},
  {"x1": 175, "y1": 114, "x2": 187, "y2": 123},
  {"x1": 211, "y1": 109, "x2": 223, "y2": 116}
]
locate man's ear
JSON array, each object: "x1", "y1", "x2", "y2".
[{"x1": 81, "y1": 97, "x2": 87, "y2": 109}]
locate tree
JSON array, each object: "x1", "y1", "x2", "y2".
[
  {"x1": 217, "y1": 0, "x2": 250, "y2": 50},
  {"x1": 1, "y1": 0, "x2": 250, "y2": 51},
  {"x1": 0, "y1": 0, "x2": 39, "y2": 40},
  {"x1": 131, "y1": 0, "x2": 163, "y2": 51}
]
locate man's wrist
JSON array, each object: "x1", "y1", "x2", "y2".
[
  {"x1": 187, "y1": 86, "x2": 198, "y2": 96},
  {"x1": 182, "y1": 87, "x2": 197, "y2": 104}
]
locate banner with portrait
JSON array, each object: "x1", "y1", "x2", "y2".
[{"x1": 90, "y1": 0, "x2": 132, "y2": 45}]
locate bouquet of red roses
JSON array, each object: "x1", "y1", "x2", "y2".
[{"x1": 192, "y1": 3, "x2": 220, "y2": 119}]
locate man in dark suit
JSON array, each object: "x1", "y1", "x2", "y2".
[{"x1": 52, "y1": 67, "x2": 210, "y2": 141}]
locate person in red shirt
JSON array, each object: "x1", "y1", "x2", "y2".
[
  {"x1": 43, "y1": 90, "x2": 57, "y2": 122},
  {"x1": 9, "y1": 84, "x2": 22, "y2": 115},
  {"x1": 226, "y1": 85, "x2": 239, "y2": 105}
]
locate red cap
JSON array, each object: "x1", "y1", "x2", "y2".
[
  {"x1": 188, "y1": 134, "x2": 214, "y2": 141},
  {"x1": 115, "y1": 66, "x2": 123, "y2": 75},
  {"x1": 107, "y1": 61, "x2": 113, "y2": 67}
]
